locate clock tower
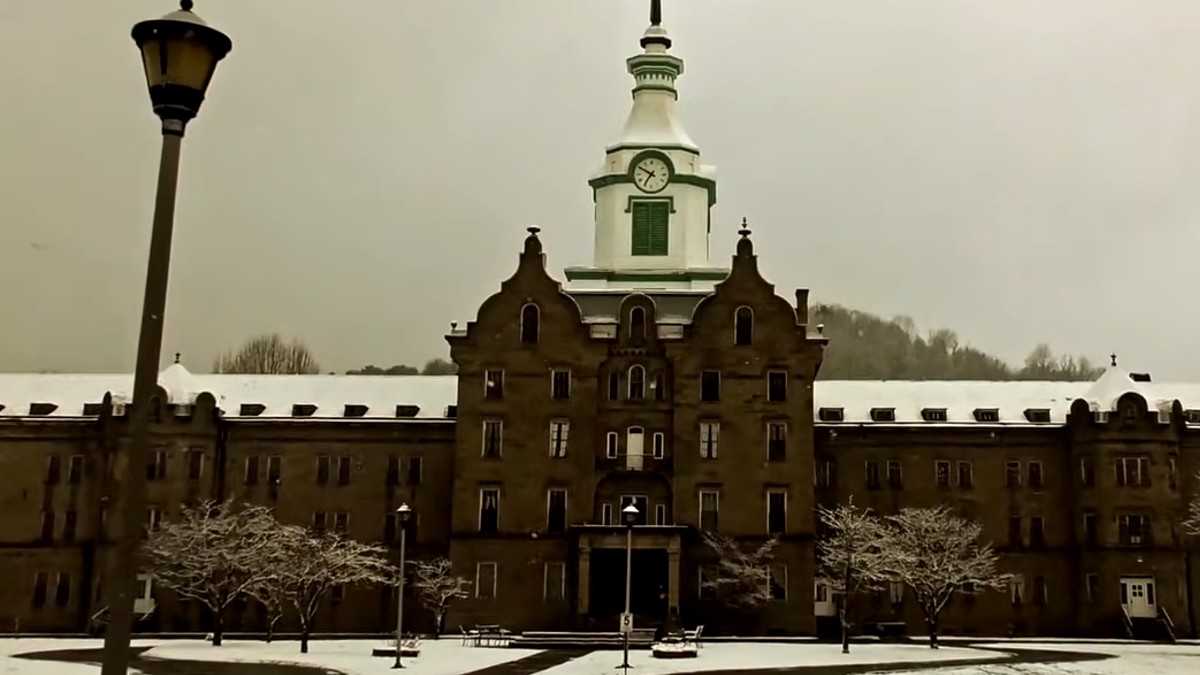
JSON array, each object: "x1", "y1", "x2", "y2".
[{"x1": 564, "y1": 0, "x2": 725, "y2": 290}]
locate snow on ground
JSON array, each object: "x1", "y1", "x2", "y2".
[
  {"x1": 887, "y1": 640, "x2": 1200, "y2": 674},
  {"x1": 539, "y1": 643, "x2": 1001, "y2": 674}
]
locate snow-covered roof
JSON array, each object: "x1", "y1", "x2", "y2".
[{"x1": 2, "y1": 364, "x2": 1198, "y2": 426}]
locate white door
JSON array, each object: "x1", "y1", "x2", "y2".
[
  {"x1": 1120, "y1": 577, "x2": 1157, "y2": 618},
  {"x1": 814, "y1": 579, "x2": 837, "y2": 617},
  {"x1": 626, "y1": 428, "x2": 645, "y2": 470}
]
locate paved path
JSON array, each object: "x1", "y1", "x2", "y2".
[{"x1": 459, "y1": 648, "x2": 593, "y2": 675}]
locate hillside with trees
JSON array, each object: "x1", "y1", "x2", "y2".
[{"x1": 811, "y1": 303, "x2": 1102, "y2": 381}]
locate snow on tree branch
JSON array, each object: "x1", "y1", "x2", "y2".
[
  {"x1": 700, "y1": 533, "x2": 779, "y2": 610},
  {"x1": 140, "y1": 500, "x2": 279, "y2": 646},
  {"x1": 411, "y1": 557, "x2": 471, "y2": 635},
  {"x1": 816, "y1": 498, "x2": 894, "y2": 653}
]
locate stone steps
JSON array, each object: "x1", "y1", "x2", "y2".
[{"x1": 509, "y1": 629, "x2": 657, "y2": 650}]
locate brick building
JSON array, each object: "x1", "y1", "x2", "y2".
[{"x1": 2, "y1": 4, "x2": 1199, "y2": 640}]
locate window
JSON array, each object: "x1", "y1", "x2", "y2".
[
  {"x1": 699, "y1": 421, "x2": 719, "y2": 459},
  {"x1": 606, "y1": 432, "x2": 619, "y2": 459},
  {"x1": 1080, "y1": 457, "x2": 1095, "y2": 487},
  {"x1": 816, "y1": 459, "x2": 837, "y2": 489},
  {"x1": 244, "y1": 456, "x2": 260, "y2": 486},
  {"x1": 629, "y1": 307, "x2": 646, "y2": 339},
  {"x1": 699, "y1": 490, "x2": 719, "y2": 531},
  {"x1": 330, "y1": 584, "x2": 345, "y2": 604},
  {"x1": 767, "y1": 489, "x2": 787, "y2": 534},
  {"x1": 551, "y1": 370, "x2": 571, "y2": 400},
  {"x1": 700, "y1": 371, "x2": 720, "y2": 402},
  {"x1": 45, "y1": 455, "x2": 61, "y2": 484},
  {"x1": 67, "y1": 455, "x2": 83, "y2": 484},
  {"x1": 312, "y1": 511, "x2": 327, "y2": 532},
  {"x1": 544, "y1": 562, "x2": 566, "y2": 601},
  {"x1": 1010, "y1": 574, "x2": 1025, "y2": 605},
  {"x1": 147, "y1": 451, "x2": 166, "y2": 481},
  {"x1": 316, "y1": 456, "x2": 331, "y2": 485},
  {"x1": 922, "y1": 408, "x2": 948, "y2": 422},
  {"x1": 547, "y1": 489, "x2": 567, "y2": 533},
  {"x1": 40, "y1": 511, "x2": 54, "y2": 542},
  {"x1": 1005, "y1": 461, "x2": 1021, "y2": 487},
  {"x1": 32, "y1": 572, "x2": 48, "y2": 608},
  {"x1": 935, "y1": 460, "x2": 951, "y2": 488},
  {"x1": 1118, "y1": 514, "x2": 1150, "y2": 545},
  {"x1": 767, "y1": 371, "x2": 787, "y2": 402},
  {"x1": 54, "y1": 573, "x2": 71, "y2": 608},
  {"x1": 698, "y1": 566, "x2": 717, "y2": 600},
  {"x1": 549, "y1": 420, "x2": 570, "y2": 458},
  {"x1": 865, "y1": 460, "x2": 881, "y2": 490},
  {"x1": 1115, "y1": 457, "x2": 1150, "y2": 487},
  {"x1": 484, "y1": 370, "x2": 504, "y2": 399},
  {"x1": 187, "y1": 450, "x2": 204, "y2": 481},
  {"x1": 652, "y1": 372, "x2": 664, "y2": 401},
  {"x1": 1028, "y1": 461, "x2": 1043, "y2": 489},
  {"x1": 628, "y1": 365, "x2": 646, "y2": 400},
  {"x1": 974, "y1": 408, "x2": 1000, "y2": 422},
  {"x1": 818, "y1": 407, "x2": 845, "y2": 422},
  {"x1": 652, "y1": 432, "x2": 665, "y2": 459},
  {"x1": 888, "y1": 581, "x2": 905, "y2": 605},
  {"x1": 626, "y1": 428, "x2": 645, "y2": 468},
  {"x1": 734, "y1": 306, "x2": 753, "y2": 346},
  {"x1": 630, "y1": 200, "x2": 669, "y2": 256},
  {"x1": 769, "y1": 565, "x2": 787, "y2": 601},
  {"x1": 1029, "y1": 516, "x2": 1045, "y2": 548},
  {"x1": 1083, "y1": 512, "x2": 1098, "y2": 546},
  {"x1": 337, "y1": 456, "x2": 351, "y2": 486},
  {"x1": 601, "y1": 503, "x2": 614, "y2": 526},
  {"x1": 386, "y1": 456, "x2": 400, "y2": 486},
  {"x1": 479, "y1": 488, "x2": 500, "y2": 533},
  {"x1": 1008, "y1": 516, "x2": 1022, "y2": 547},
  {"x1": 957, "y1": 461, "x2": 973, "y2": 488},
  {"x1": 63, "y1": 511, "x2": 77, "y2": 543},
  {"x1": 1032, "y1": 576, "x2": 1048, "y2": 606},
  {"x1": 655, "y1": 504, "x2": 667, "y2": 525},
  {"x1": 1085, "y1": 574, "x2": 1100, "y2": 602},
  {"x1": 482, "y1": 420, "x2": 503, "y2": 458},
  {"x1": 475, "y1": 562, "x2": 498, "y2": 599},
  {"x1": 766, "y1": 422, "x2": 787, "y2": 462},
  {"x1": 887, "y1": 460, "x2": 903, "y2": 489},
  {"x1": 408, "y1": 457, "x2": 422, "y2": 485},
  {"x1": 608, "y1": 372, "x2": 619, "y2": 400},
  {"x1": 520, "y1": 304, "x2": 540, "y2": 344},
  {"x1": 333, "y1": 512, "x2": 349, "y2": 534}
]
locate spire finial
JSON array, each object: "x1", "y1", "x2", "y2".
[
  {"x1": 174, "y1": 352, "x2": 181, "y2": 364},
  {"x1": 527, "y1": 225, "x2": 541, "y2": 236},
  {"x1": 650, "y1": 0, "x2": 662, "y2": 26},
  {"x1": 180, "y1": 0, "x2": 194, "y2": 11},
  {"x1": 738, "y1": 217, "x2": 751, "y2": 237},
  {"x1": 1110, "y1": 353, "x2": 1118, "y2": 367}
]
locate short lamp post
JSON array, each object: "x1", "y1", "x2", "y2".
[
  {"x1": 619, "y1": 503, "x2": 639, "y2": 670},
  {"x1": 394, "y1": 503, "x2": 413, "y2": 669},
  {"x1": 101, "y1": 4, "x2": 231, "y2": 675}
]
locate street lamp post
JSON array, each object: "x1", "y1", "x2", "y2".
[
  {"x1": 619, "y1": 503, "x2": 639, "y2": 670},
  {"x1": 394, "y1": 504, "x2": 413, "y2": 669},
  {"x1": 101, "y1": 4, "x2": 231, "y2": 675}
]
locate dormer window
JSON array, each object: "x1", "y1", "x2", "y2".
[
  {"x1": 974, "y1": 408, "x2": 1000, "y2": 423},
  {"x1": 1185, "y1": 409, "x2": 1200, "y2": 424},
  {"x1": 628, "y1": 365, "x2": 646, "y2": 401},
  {"x1": 343, "y1": 404, "x2": 368, "y2": 418},
  {"x1": 484, "y1": 370, "x2": 504, "y2": 399},
  {"x1": 1024, "y1": 408, "x2": 1051, "y2": 423},
  {"x1": 818, "y1": 407, "x2": 844, "y2": 422},
  {"x1": 395, "y1": 405, "x2": 420, "y2": 418},
  {"x1": 520, "y1": 303, "x2": 540, "y2": 344},
  {"x1": 444, "y1": 405, "x2": 458, "y2": 418},
  {"x1": 291, "y1": 404, "x2": 318, "y2": 417},
  {"x1": 734, "y1": 306, "x2": 754, "y2": 346},
  {"x1": 29, "y1": 403, "x2": 58, "y2": 416},
  {"x1": 630, "y1": 307, "x2": 646, "y2": 339},
  {"x1": 239, "y1": 403, "x2": 266, "y2": 417},
  {"x1": 870, "y1": 408, "x2": 896, "y2": 422},
  {"x1": 82, "y1": 403, "x2": 104, "y2": 416},
  {"x1": 921, "y1": 408, "x2": 948, "y2": 422}
]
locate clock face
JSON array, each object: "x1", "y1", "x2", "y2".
[{"x1": 632, "y1": 157, "x2": 671, "y2": 193}]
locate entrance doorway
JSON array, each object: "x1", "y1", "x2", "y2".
[
  {"x1": 1120, "y1": 576, "x2": 1156, "y2": 618},
  {"x1": 588, "y1": 548, "x2": 669, "y2": 623}
]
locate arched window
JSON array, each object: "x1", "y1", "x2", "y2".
[
  {"x1": 520, "y1": 303, "x2": 540, "y2": 344},
  {"x1": 630, "y1": 307, "x2": 646, "y2": 339},
  {"x1": 734, "y1": 306, "x2": 754, "y2": 346},
  {"x1": 628, "y1": 365, "x2": 645, "y2": 400}
]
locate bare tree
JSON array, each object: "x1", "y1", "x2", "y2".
[
  {"x1": 141, "y1": 501, "x2": 277, "y2": 646},
  {"x1": 700, "y1": 533, "x2": 779, "y2": 611},
  {"x1": 1184, "y1": 471, "x2": 1200, "y2": 537},
  {"x1": 817, "y1": 499, "x2": 892, "y2": 654},
  {"x1": 883, "y1": 506, "x2": 1009, "y2": 649},
  {"x1": 212, "y1": 332, "x2": 320, "y2": 374},
  {"x1": 411, "y1": 557, "x2": 471, "y2": 636},
  {"x1": 273, "y1": 526, "x2": 394, "y2": 653}
]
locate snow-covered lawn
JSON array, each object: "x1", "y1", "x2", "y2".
[
  {"x1": 898, "y1": 640, "x2": 1200, "y2": 674},
  {"x1": 540, "y1": 642, "x2": 1001, "y2": 674}
]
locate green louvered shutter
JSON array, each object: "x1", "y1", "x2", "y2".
[
  {"x1": 631, "y1": 202, "x2": 652, "y2": 256},
  {"x1": 647, "y1": 201, "x2": 669, "y2": 255}
]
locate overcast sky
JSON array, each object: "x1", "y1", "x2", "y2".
[{"x1": 3, "y1": 0, "x2": 1199, "y2": 379}]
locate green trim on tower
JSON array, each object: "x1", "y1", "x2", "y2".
[
  {"x1": 631, "y1": 200, "x2": 670, "y2": 256},
  {"x1": 564, "y1": 268, "x2": 730, "y2": 283},
  {"x1": 625, "y1": 195, "x2": 676, "y2": 214},
  {"x1": 588, "y1": 172, "x2": 716, "y2": 207}
]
